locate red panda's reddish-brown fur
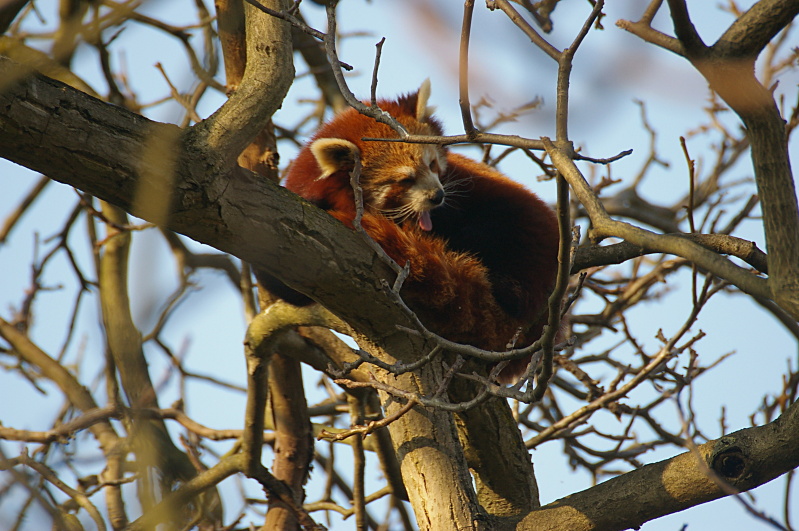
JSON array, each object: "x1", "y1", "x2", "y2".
[{"x1": 261, "y1": 85, "x2": 560, "y2": 381}]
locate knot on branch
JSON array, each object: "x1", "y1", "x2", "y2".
[{"x1": 711, "y1": 437, "x2": 750, "y2": 482}]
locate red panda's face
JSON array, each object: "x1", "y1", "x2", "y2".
[
  {"x1": 310, "y1": 136, "x2": 446, "y2": 231},
  {"x1": 360, "y1": 141, "x2": 446, "y2": 231},
  {"x1": 304, "y1": 80, "x2": 448, "y2": 231}
]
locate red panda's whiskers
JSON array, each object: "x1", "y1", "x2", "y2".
[
  {"x1": 442, "y1": 176, "x2": 471, "y2": 197},
  {"x1": 380, "y1": 203, "x2": 419, "y2": 224}
]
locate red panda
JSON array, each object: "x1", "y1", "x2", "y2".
[{"x1": 259, "y1": 82, "x2": 560, "y2": 381}]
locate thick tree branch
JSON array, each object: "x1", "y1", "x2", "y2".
[
  {"x1": 714, "y1": 0, "x2": 799, "y2": 58},
  {"x1": 518, "y1": 398, "x2": 799, "y2": 530},
  {"x1": 0, "y1": 53, "x2": 487, "y2": 531},
  {"x1": 450, "y1": 383, "x2": 541, "y2": 520},
  {"x1": 0, "y1": 57, "x2": 401, "y2": 343},
  {"x1": 187, "y1": 0, "x2": 294, "y2": 169}
]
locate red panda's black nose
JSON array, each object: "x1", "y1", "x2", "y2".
[{"x1": 430, "y1": 188, "x2": 445, "y2": 207}]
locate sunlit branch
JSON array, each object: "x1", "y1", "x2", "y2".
[{"x1": 544, "y1": 137, "x2": 772, "y2": 301}]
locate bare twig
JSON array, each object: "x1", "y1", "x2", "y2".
[{"x1": 459, "y1": 0, "x2": 478, "y2": 138}]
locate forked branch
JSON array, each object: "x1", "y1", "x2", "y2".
[{"x1": 618, "y1": 0, "x2": 799, "y2": 319}]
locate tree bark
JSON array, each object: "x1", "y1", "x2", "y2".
[
  {"x1": 517, "y1": 398, "x2": 799, "y2": 530},
  {"x1": 372, "y1": 364, "x2": 489, "y2": 530},
  {"x1": 450, "y1": 380, "x2": 540, "y2": 520}
]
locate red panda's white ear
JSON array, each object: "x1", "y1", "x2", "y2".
[
  {"x1": 310, "y1": 138, "x2": 360, "y2": 179},
  {"x1": 416, "y1": 78, "x2": 436, "y2": 122}
]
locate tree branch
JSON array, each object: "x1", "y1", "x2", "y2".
[
  {"x1": 459, "y1": 0, "x2": 478, "y2": 138},
  {"x1": 618, "y1": 1, "x2": 799, "y2": 319},
  {"x1": 714, "y1": 0, "x2": 799, "y2": 58},
  {"x1": 187, "y1": 0, "x2": 294, "y2": 168},
  {"x1": 519, "y1": 398, "x2": 799, "y2": 530},
  {"x1": 665, "y1": 0, "x2": 707, "y2": 55},
  {"x1": 572, "y1": 233, "x2": 769, "y2": 274},
  {"x1": 543, "y1": 137, "x2": 772, "y2": 302}
]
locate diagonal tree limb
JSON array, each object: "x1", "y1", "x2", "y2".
[
  {"x1": 665, "y1": 0, "x2": 799, "y2": 320},
  {"x1": 544, "y1": 137, "x2": 772, "y2": 302},
  {"x1": 518, "y1": 398, "x2": 799, "y2": 530}
]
